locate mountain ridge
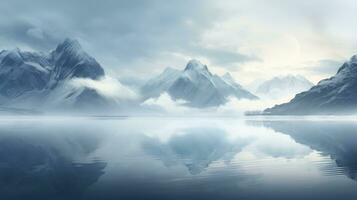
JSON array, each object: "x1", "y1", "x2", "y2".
[
  {"x1": 141, "y1": 59, "x2": 258, "y2": 108},
  {"x1": 0, "y1": 38, "x2": 110, "y2": 113},
  {"x1": 264, "y1": 55, "x2": 357, "y2": 115}
]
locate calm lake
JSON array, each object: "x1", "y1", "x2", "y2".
[{"x1": 1, "y1": 116, "x2": 357, "y2": 200}]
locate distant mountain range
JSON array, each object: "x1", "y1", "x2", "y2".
[
  {"x1": 0, "y1": 40, "x2": 259, "y2": 113},
  {"x1": 265, "y1": 55, "x2": 357, "y2": 115},
  {"x1": 255, "y1": 75, "x2": 313, "y2": 100},
  {"x1": 0, "y1": 38, "x2": 113, "y2": 113},
  {"x1": 141, "y1": 59, "x2": 257, "y2": 107},
  {"x1": 4, "y1": 39, "x2": 357, "y2": 115}
]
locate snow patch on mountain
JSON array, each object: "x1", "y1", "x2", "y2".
[
  {"x1": 0, "y1": 38, "x2": 121, "y2": 113},
  {"x1": 141, "y1": 59, "x2": 257, "y2": 108},
  {"x1": 141, "y1": 67, "x2": 181, "y2": 99},
  {"x1": 264, "y1": 55, "x2": 357, "y2": 115}
]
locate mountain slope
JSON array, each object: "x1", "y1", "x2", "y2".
[
  {"x1": 264, "y1": 55, "x2": 357, "y2": 115},
  {"x1": 0, "y1": 49, "x2": 50, "y2": 99},
  {"x1": 50, "y1": 39, "x2": 104, "y2": 82},
  {"x1": 140, "y1": 67, "x2": 181, "y2": 99},
  {"x1": 0, "y1": 39, "x2": 110, "y2": 112},
  {"x1": 255, "y1": 75, "x2": 313, "y2": 100},
  {"x1": 141, "y1": 59, "x2": 257, "y2": 107}
]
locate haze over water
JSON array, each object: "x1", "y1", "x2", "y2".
[{"x1": 0, "y1": 116, "x2": 357, "y2": 200}]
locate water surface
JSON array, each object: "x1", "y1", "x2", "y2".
[{"x1": 0, "y1": 116, "x2": 357, "y2": 200}]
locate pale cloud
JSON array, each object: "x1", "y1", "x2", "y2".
[
  {"x1": 26, "y1": 27, "x2": 45, "y2": 40},
  {"x1": 70, "y1": 76, "x2": 138, "y2": 101},
  {"x1": 196, "y1": 0, "x2": 357, "y2": 84},
  {"x1": 0, "y1": 0, "x2": 357, "y2": 83},
  {"x1": 141, "y1": 93, "x2": 192, "y2": 114},
  {"x1": 141, "y1": 93, "x2": 286, "y2": 116}
]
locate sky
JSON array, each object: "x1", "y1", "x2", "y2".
[{"x1": 1, "y1": 0, "x2": 357, "y2": 85}]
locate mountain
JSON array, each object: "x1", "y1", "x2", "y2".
[
  {"x1": 141, "y1": 59, "x2": 257, "y2": 107},
  {"x1": 142, "y1": 127, "x2": 247, "y2": 175},
  {"x1": 264, "y1": 55, "x2": 357, "y2": 115},
  {"x1": 49, "y1": 39, "x2": 104, "y2": 82},
  {"x1": 255, "y1": 75, "x2": 313, "y2": 100},
  {"x1": 140, "y1": 67, "x2": 181, "y2": 99},
  {"x1": 0, "y1": 38, "x2": 111, "y2": 112}
]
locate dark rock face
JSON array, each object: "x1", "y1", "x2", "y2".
[
  {"x1": 0, "y1": 50, "x2": 50, "y2": 98},
  {"x1": 50, "y1": 38, "x2": 104, "y2": 81},
  {"x1": 265, "y1": 55, "x2": 357, "y2": 115},
  {"x1": 0, "y1": 38, "x2": 107, "y2": 111}
]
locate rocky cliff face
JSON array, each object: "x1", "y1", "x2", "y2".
[
  {"x1": 0, "y1": 39, "x2": 108, "y2": 112},
  {"x1": 265, "y1": 55, "x2": 357, "y2": 115}
]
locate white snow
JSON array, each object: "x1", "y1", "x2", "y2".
[
  {"x1": 24, "y1": 61, "x2": 50, "y2": 73},
  {"x1": 141, "y1": 59, "x2": 257, "y2": 107}
]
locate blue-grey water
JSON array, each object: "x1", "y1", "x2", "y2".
[{"x1": 1, "y1": 116, "x2": 357, "y2": 200}]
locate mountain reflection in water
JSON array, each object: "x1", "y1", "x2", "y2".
[
  {"x1": 0, "y1": 117, "x2": 356, "y2": 200},
  {"x1": 0, "y1": 120, "x2": 106, "y2": 200},
  {"x1": 260, "y1": 120, "x2": 357, "y2": 181}
]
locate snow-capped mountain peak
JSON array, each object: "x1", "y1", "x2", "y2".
[
  {"x1": 335, "y1": 55, "x2": 357, "y2": 76},
  {"x1": 55, "y1": 38, "x2": 82, "y2": 53},
  {"x1": 51, "y1": 38, "x2": 104, "y2": 81},
  {"x1": 184, "y1": 59, "x2": 208, "y2": 71},
  {"x1": 141, "y1": 59, "x2": 257, "y2": 107},
  {"x1": 182, "y1": 59, "x2": 213, "y2": 83},
  {"x1": 264, "y1": 55, "x2": 357, "y2": 114},
  {"x1": 0, "y1": 38, "x2": 110, "y2": 112},
  {"x1": 184, "y1": 59, "x2": 212, "y2": 76}
]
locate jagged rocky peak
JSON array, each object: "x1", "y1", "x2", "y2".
[
  {"x1": 349, "y1": 54, "x2": 357, "y2": 63},
  {"x1": 0, "y1": 48, "x2": 23, "y2": 66},
  {"x1": 184, "y1": 59, "x2": 209, "y2": 72},
  {"x1": 336, "y1": 55, "x2": 357, "y2": 75},
  {"x1": 51, "y1": 38, "x2": 105, "y2": 81},
  {"x1": 53, "y1": 38, "x2": 82, "y2": 56},
  {"x1": 0, "y1": 38, "x2": 110, "y2": 111}
]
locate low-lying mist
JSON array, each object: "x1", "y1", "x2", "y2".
[{"x1": 140, "y1": 92, "x2": 291, "y2": 116}]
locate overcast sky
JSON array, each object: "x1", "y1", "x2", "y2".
[{"x1": 1, "y1": 0, "x2": 357, "y2": 84}]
